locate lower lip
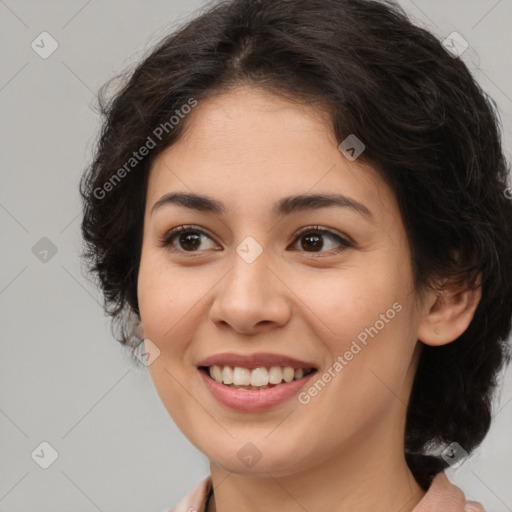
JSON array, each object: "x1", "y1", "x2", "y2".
[{"x1": 199, "y1": 369, "x2": 316, "y2": 412}]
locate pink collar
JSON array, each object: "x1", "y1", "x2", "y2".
[{"x1": 168, "y1": 472, "x2": 485, "y2": 512}]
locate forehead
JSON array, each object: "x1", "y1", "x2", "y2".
[{"x1": 146, "y1": 86, "x2": 393, "y2": 219}]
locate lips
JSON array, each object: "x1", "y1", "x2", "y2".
[
  {"x1": 197, "y1": 352, "x2": 318, "y2": 411},
  {"x1": 198, "y1": 352, "x2": 317, "y2": 370}
]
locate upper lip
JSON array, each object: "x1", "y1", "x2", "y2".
[{"x1": 197, "y1": 352, "x2": 317, "y2": 370}]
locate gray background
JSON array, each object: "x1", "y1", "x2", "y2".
[{"x1": 1, "y1": 0, "x2": 511, "y2": 510}]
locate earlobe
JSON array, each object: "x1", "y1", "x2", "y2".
[{"x1": 417, "y1": 282, "x2": 481, "y2": 347}]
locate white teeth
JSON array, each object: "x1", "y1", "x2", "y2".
[
  {"x1": 282, "y1": 367, "x2": 295, "y2": 383},
  {"x1": 233, "y1": 367, "x2": 251, "y2": 386},
  {"x1": 250, "y1": 367, "x2": 269, "y2": 386},
  {"x1": 221, "y1": 366, "x2": 234, "y2": 384},
  {"x1": 210, "y1": 365, "x2": 223, "y2": 382},
  {"x1": 208, "y1": 365, "x2": 312, "y2": 388},
  {"x1": 268, "y1": 366, "x2": 283, "y2": 384}
]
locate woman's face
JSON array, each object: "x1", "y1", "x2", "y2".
[{"x1": 137, "y1": 86, "x2": 428, "y2": 477}]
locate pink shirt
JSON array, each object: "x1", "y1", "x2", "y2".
[{"x1": 167, "y1": 473, "x2": 485, "y2": 512}]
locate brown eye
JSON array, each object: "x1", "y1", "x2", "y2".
[
  {"x1": 300, "y1": 232, "x2": 324, "y2": 252},
  {"x1": 291, "y1": 227, "x2": 352, "y2": 255},
  {"x1": 159, "y1": 225, "x2": 218, "y2": 252},
  {"x1": 178, "y1": 231, "x2": 202, "y2": 251}
]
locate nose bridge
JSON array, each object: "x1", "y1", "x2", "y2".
[
  {"x1": 221, "y1": 231, "x2": 272, "y2": 291},
  {"x1": 209, "y1": 238, "x2": 290, "y2": 332},
  {"x1": 228, "y1": 245, "x2": 269, "y2": 297}
]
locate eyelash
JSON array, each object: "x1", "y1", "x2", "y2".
[{"x1": 158, "y1": 224, "x2": 353, "y2": 257}]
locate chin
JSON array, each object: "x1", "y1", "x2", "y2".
[
  {"x1": 202, "y1": 433, "x2": 320, "y2": 478},
  {"x1": 211, "y1": 453, "x2": 307, "y2": 478}
]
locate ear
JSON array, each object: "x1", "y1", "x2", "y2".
[{"x1": 417, "y1": 278, "x2": 481, "y2": 347}]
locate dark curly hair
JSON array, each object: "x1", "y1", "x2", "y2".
[{"x1": 80, "y1": 0, "x2": 512, "y2": 490}]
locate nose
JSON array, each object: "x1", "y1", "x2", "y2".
[{"x1": 209, "y1": 250, "x2": 292, "y2": 335}]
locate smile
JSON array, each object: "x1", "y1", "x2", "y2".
[
  {"x1": 204, "y1": 365, "x2": 315, "y2": 389},
  {"x1": 197, "y1": 353, "x2": 318, "y2": 411}
]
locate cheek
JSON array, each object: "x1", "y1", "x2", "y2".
[
  {"x1": 137, "y1": 255, "x2": 203, "y2": 424},
  {"x1": 137, "y1": 251, "x2": 202, "y2": 344},
  {"x1": 295, "y1": 261, "x2": 408, "y2": 345},
  {"x1": 293, "y1": 260, "x2": 418, "y2": 406}
]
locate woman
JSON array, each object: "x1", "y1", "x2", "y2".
[{"x1": 80, "y1": 0, "x2": 512, "y2": 510}]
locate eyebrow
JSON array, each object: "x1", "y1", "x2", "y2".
[{"x1": 151, "y1": 192, "x2": 372, "y2": 218}]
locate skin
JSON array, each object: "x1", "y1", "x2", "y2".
[{"x1": 137, "y1": 85, "x2": 480, "y2": 512}]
